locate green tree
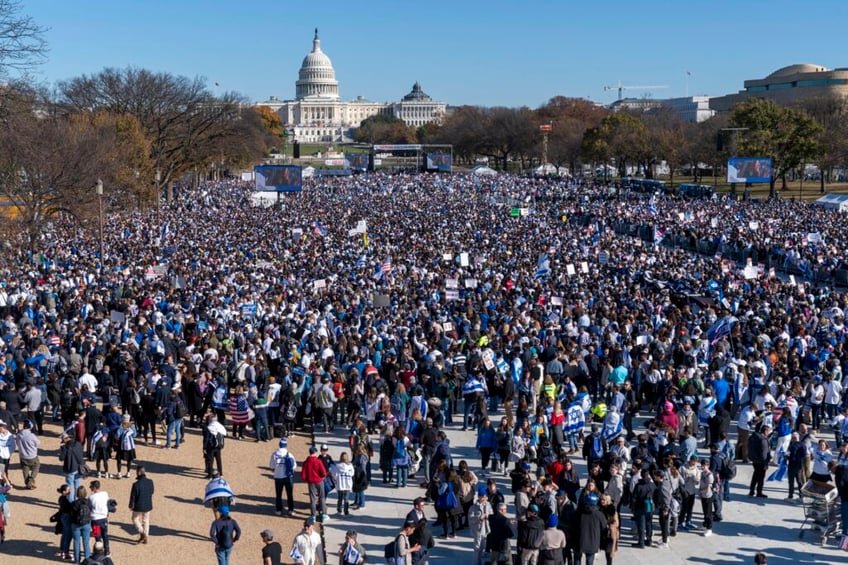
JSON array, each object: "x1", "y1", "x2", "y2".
[
  {"x1": 730, "y1": 98, "x2": 823, "y2": 197},
  {"x1": 797, "y1": 96, "x2": 848, "y2": 193},
  {"x1": 354, "y1": 114, "x2": 415, "y2": 144},
  {"x1": 582, "y1": 112, "x2": 648, "y2": 179}
]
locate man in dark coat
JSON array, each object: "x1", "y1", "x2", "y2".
[
  {"x1": 129, "y1": 464, "x2": 155, "y2": 544},
  {"x1": 578, "y1": 493, "x2": 608, "y2": 563},
  {"x1": 486, "y1": 502, "x2": 514, "y2": 565},
  {"x1": 747, "y1": 424, "x2": 771, "y2": 498},
  {"x1": 428, "y1": 431, "x2": 451, "y2": 480}
]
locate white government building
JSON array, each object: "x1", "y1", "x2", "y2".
[{"x1": 257, "y1": 29, "x2": 447, "y2": 143}]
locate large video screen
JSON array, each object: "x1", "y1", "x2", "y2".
[
  {"x1": 727, "y1": 157, "x2": 772, "y2": 184},
  {"x1": 347, "y1": 154, "x2": 369, "y2": 171},
  {"x1": 426, "y1": 152, "x2": 452, "y2": 171},
  {"x1": 254, "y1": 165, "x2": 303, "y2": 192}
]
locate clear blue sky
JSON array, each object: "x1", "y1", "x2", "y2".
[{"x1": 23, "y1": 0, "x2": 848, "y2": 108}]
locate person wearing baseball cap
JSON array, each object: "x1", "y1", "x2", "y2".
[
  {"x1": 259, "y1": 529, "x2": 282, "y2": 565},
  {"x1": 291, "y1": 516, "x2": 323, "y2": 565},
  {"x1": 469, "y1": 484, "x2": 493, "y2": 564}
]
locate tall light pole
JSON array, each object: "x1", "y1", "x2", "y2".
[
  {"x1": 96, "y1": 179, "x2": 104, "y2": 262},
  {"x1": 154, "y1": 168, "x2": 161, "y2": 220}
]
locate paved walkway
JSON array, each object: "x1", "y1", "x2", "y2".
[{"x1": 318, "y1": 417, "x2": 844, "y2": 565}]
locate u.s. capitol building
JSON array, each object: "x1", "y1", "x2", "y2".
[{"x1": 257, "y1": 29, "x2": 447, "y2": 143}]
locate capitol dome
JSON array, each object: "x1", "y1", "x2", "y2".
[{"x1": 295, "y1": 29, "x2": 339, "y2": 100}]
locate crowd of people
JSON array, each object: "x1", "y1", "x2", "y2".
[{"x1": 0, "y1": 171, "x2": 848, "y2": 564}]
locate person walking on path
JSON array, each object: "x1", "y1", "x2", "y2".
[
  {"x1": 89, "y1": 479, "x2": 112, "y2": 557},
  {"x1": 203, "y1": 414, "x2": 227, "y2": 479},
  {"x1": 698, "y1": 459, "x2": 715, "y2": 537},
  {"x1": 70, "y1": 485, "x2": 93, "y2": 564},
  {"x1": 129, "y1": 464, "x2": 154, "y2": 545},
  {"x1": 210, "y1": 505, "x2": 241, "y2": 565},
  {"x1": 115, "y1": 414, "x2": 137, "y2": 479},
  {"x1": 468, "y1": 485, "x2": 493, "y2": 565},
  {"x1": 269, "y1": 437, "x2": 297, "y2": 516},
  {"x1": 260, "y1": 529, "x2": 283, "y2": 565},
  {"x1": 301, "y1": 445, "x2": 328, "y2": 521},
  {"x1": 16, "y1": 419, "x2": 40, "y2": 489},
  {"x1": 747, "y1": 424, "x2": 772, "y2": 498},
  {"x1": 330, "y1": 451, "x2": 354, "y2": 515},
  {"x1": 290, "y1": 516, "x2": 324, "y2": 565}
]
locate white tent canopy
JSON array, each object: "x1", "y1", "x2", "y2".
[
  {"x1": 535, "y1": 164, "x2": 569, "y2": 176},
  {"x1": 470, "y1": 165, "x2": 497, "y2": 177},
  {"x1": 813, "y1": 193, "x2": 848, "y2": 212},
  {"x1": 302, "y1": 166, "x2": 316, "y2": 178}
]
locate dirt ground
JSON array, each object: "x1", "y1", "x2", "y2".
[{"x1": 3, "y1": 420, "x2": 317, "y2": 564}]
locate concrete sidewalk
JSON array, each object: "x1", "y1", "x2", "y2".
[{"x1": 318, "y1": 417, "x2": 844, "y2": 564}]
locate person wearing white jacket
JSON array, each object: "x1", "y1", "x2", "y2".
[
  {"x1": 269, "y1": 437, "x2": 297, "y2": 516},
  {"x1": 330, "y1": 452, "x2": 354, "y2": 515}
]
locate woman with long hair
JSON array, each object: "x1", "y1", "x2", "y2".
[
  {"x1": 456, "y1": 460, "x2": 478, "y2": 529},
  {"x1": 55, "y1": 483, "x2": 74, "y2": 561},
  {"x1": 599, "y1": 493, "x2": 619, "y2": 565},
  {"x1": 71, "y1": 485, "x2": 92, "y2": 563}
]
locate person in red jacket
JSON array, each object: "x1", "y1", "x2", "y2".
[{"x1": 301, "y1": 445, "x2": 328, "y2": 521}]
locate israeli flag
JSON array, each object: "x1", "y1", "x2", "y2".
[
  {"x1": 767, "y1": 447, "x2": 787, "y2": 481},
  {"x1": 706, "y1": 315, "x2": 738, "y2": 344},
  {"x1": 344, "y1": 542, "x2": 361, "y2": 563},
  {"x1": 354, "y1": 254, "x2": 366, "y2": 269},
  {"x1": 290, "y1": 544, "x2": 303, "y2": 561},
  {"x1": 648, "y1": 195, "x2": 658, "y2": 215},
  {"x1": 159, "y1": 222, "x2": 171, "y2": 246},
  {"x1": 534, "y1": 254, "x2": 550, "y2": 281}
]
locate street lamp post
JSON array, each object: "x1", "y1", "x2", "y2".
[
  {"x1": 96, "y1": 179, "x2": 104, "y2": 263},
  {"x1": 154, "y1": 168, "x2": 161, "y2": 220}
]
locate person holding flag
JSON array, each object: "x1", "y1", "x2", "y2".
[
  {"x1": 290, "y1": 516, "x2": 323, "y2": 565},
  {"x1": 337, "y1": 529, "x2": 365, "y2": 565}
]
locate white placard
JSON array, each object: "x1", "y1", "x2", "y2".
[
  {"x1": 636, "y1": 335, "x2": 651, "y2": 346},
  {"x1": 711, "y1": 218, "x2": 718, "y2": 228},
  {"x1": 446, "y1": 289, "x2": 460, "y2": 301},
  {"x1": 443, "y1": 322, "x2": 454, "y2": 333},
  {"x1": 313, "y1": 279, "x2": 327, "y2": 290},
  {"x1": 460, "y1": 253, "x2": 469, "y2": 267},
  {"x1": 442, "y1": 253, "x2": 453, "y2": 261},
  {"x1": 445, "y1": 278, "x2": 458, "y2": 289},
  {"x1": 551, "y1": 296, "x2": 563, "y2": 306},
  {"x1": 789, "y1": 275, "x2": 797, "y2": 286},
  {"x1": 743, "y1": 265, "x2": 759, "y2": 280},
  {"x1": 580, "y1": 262, "x2": 589, "y2": 274},
  {"x1": 464, "y1": 278, "x2": 478, "y2": 289},
  {"x1": 566, "y1": 264, "x2": 576, "y2": 276},
  {"x1": 749, "y1": 221, "x2": 759, "y2": 231}
]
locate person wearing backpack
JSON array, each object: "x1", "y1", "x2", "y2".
[
  {"x1": 269, "y1": 437, "x2": 297, "y2": 516},
  {"x1": 203, "y1": 414, "x2": 227, "y2": 479},
  {"x1": 630, "y1": 469, "x2": 656, "y2": 548},
  {"x1": 209, "y1": 505, "x2": 241, "y2": 565},
  {"x1": 71, "y1": 485, "x2": 93, "y2": 563},
  {"x1": 393, "y1": 429, "x2": 411, "y2": 488},
  {"x1": 518, "y1": 503, "x2": 546, "y2": 564},
  {"x1": 386, "y1": 520, "x2": 421, "y2": 565}
]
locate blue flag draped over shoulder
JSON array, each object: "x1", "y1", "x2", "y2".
[{"x1": 767, "y1": 447, "x2": 787, "y2": 482}]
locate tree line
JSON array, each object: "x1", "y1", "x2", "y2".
[{"x1": 360, "y1": 94, "x2": 848, "y2": 198}]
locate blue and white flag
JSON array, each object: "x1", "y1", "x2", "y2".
[
  {"x1": 313, "y1": 221, "x2": 327, "y2": 237},
  {"x1": 290, "y1": 544, "x2": 303, "y2": 561},
  {"x1": 344, "y1": 542, "x2": 361, "y2": 564},
  {"x1": 706, "y1": 315, "x2": 738, "y2": 344},
  {"x1": 648, "y1": 195, "x2": 658, "y2": 215},
  {"x1": 534, "y1": 254, "x2": 550, "y2": 281},
  {"x1": 767, "y1": 447, "x2": 787, "y2": 481},
  {"x1": 354, "y1": 254, "x2": 366, "y2": 269},
  {"x1": 159, "y1": 222, "x2": 171, "y2": 246},
  {"x1": 653, "y1": 226, "x2": 665, "y2": 245}
]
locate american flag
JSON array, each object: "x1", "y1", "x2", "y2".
[
  {"x1": 312, "y1": 221, "x2": 327, "y2": 237},
  {"x1": 381, "y1": 257, "x2": 392, "y2": 274}
]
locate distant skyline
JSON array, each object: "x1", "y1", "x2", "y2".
[{"x1": 22, "y1": 0, "x2": 848, "y2": 108}]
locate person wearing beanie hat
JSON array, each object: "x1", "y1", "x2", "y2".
[
  {"x1": 269, "y1": 436, "x2": 297, "y2": 516},
  {"x1": 469, "y1": 482, "x2": 493, "y2": 565},
  {"x1": 209, "y1": 503, "x2": 241, "y2": 565}
]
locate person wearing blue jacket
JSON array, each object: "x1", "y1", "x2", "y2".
[{"x1": 476, "y1": 418, "x2": 497, "y2": 473}]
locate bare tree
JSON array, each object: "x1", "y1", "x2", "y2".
[
  {"x1": 58, "y1": 67, "x2": 262, "y2": 194},
  {"x1": 0, "y1": 0, "x2": 47, "y2": 78}
]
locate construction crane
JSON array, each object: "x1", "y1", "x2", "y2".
[{"x1": 604, "y1": 81, "x2": 669, "y2": 101}]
